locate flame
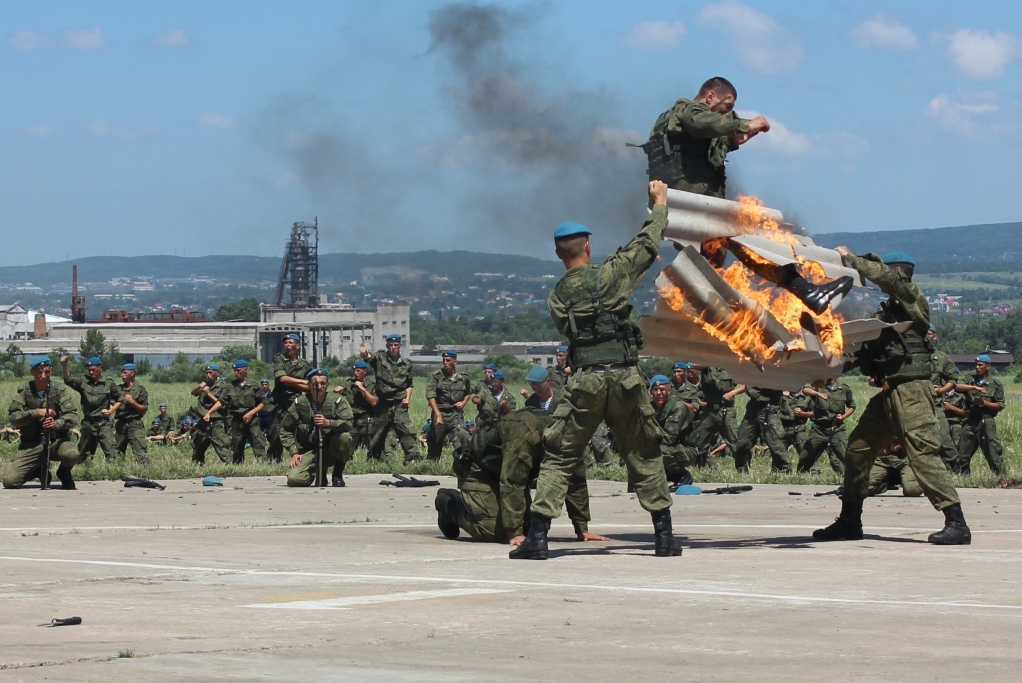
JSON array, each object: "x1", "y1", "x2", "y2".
[{"x1": 659, "y1": 194, "x2": 845, "y2": 363}]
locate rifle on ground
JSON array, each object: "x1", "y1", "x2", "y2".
[
  {"x1": 40, "y1": 384, "x2": 51, "y2": 490},
  {"x1": 701, "y1": 485, "x2": 753, "y2": 495},
  {"x1": 379, "y1": 473, "x2": 440, "y2": 487},
  {"x1": 814, "y1": 487, "x2": 843, "y2": 497}
]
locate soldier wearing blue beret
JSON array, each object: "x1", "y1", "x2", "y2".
[
  {"x1": 59, "y1": 353, "x2": 121, "y2": 463},
  {"x1": 359, "y1": 333, "x2": 419, "y2": 462},
  {"x1": 115, "y1": 362, "x2": 149, "y2": 461},
  {"x1": 267, "y1": 333, "x2": 312, "y2": 462}
]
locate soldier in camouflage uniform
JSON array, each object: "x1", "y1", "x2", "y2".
[
  {"x1": 927, "y1": 327, "x2": 960, "y2": 467},
  {"x1": 691, "y1": 366, "x2": 740, "y2": 467},
  {"x1": 546, "y1": 346, "x2": 572, "y2": 393},
  {"x1": 642, "y1": 75, "x2": 850, "y2": 314},
  {"x1": 734, "y1": 385, "x2": 791, "y2": 473},
  {"x1": 284, "y1": 368, "x2": 353, "y2": 487},
  {"x1": 649, "y1": 375, "x2": 696, "y2": 486},
  {"x1": 797, "y1": 379, "x2": 856, "y2": 475},
  {"x1": 868, "y1": 440, "x2": 922, "y2": 498},
  {"x1": 425, "y1": 350, "x2": 471, "y2": 461},
  {"x1": 941, "y1": 388, "x2": 968, "y2": 465},
  {"x1": 670, "y1": 362, "x2": 701, "y2": 414},
  {"x1": 436, "y1": 367, "x2": 604, "y2": 545},
  {"x1": 227, "y1": 360, "x2": 267, "y2": 463},
  {"x1": 156, "y1": 403, "x2": 175, "y2": 440},
  {"x1": 780, "y1": 390, "x2": 813, "y2": 458},
  {"x1": 114, "y1": 363, "x2": 149, "y2": 461},
  {"x1": 511, "y1": 180, "x2": 681, "y2": 560},
  {"x1": 361, "y1": 333, "x2": 420, "y2": 462},
  {"x1": 60, "y1": 355, "x2": 120, "y2": 462},
  {"x1": 4, "y1": 357, "x2": 79, "y2": 489},
  {"x1": 955, "y1": 354, "x2": 1005, "y2": 475},
  {"x1": 191, "y1": 363, "x2": 233, "y2": 465},
  {"x1": 467, "y1": 371, "x2": 517, "y2": 466},
  {"x1": 267, "y1": 333, "x2": 311, "y2": 462},
  {"x1": 336, "y1": 359, "x2": 377, "y2": 457},
  {"x1": 813, "y1": 251, "x2": 971, "y2": 545}
]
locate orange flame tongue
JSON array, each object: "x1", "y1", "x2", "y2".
[{"x1": 659, "y1": 194, "x2": 845, "y2": 363}]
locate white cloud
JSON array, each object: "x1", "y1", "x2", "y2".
[
  {"x1": 620, "y1": 21, "x2": 686, "y2": 52},
  {"x1": 926, "y1": 90, "x2": 1000, "y2": 136},
  {"x1": 699, "y1": 0, "x2": 801, "y2": 74},
  {"x1": 849, "y1": 15, "x2": 918, "y2": 51},
  {"x1": 149, "y1": 28, "x2": 194, "y2": 48},
  {"x1": 946, "y1": 29, "x2": 1019, "y2": 80},
  {"x1": 23, "y1": 124, "x2": 56, "y2": 140},
  {"x1": 84, "y1": 119, "x2": 159, "y2": 141},
  {"x1": 63, "y1": 26, "x2": 106, "y2": 50},
  {"x1": 199, "y1": 112, "x2": 238, "y2": 129},
  {"x1": 9, "y1": 30, "x2": 53, "y2": 51}
]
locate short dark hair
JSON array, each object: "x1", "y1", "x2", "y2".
[
  {"x1": 697, "y1": 76, "x2": 737, "y2": 100},
  {"x1": 555, "y1": 234, "x2": 589, "y2": 261}
]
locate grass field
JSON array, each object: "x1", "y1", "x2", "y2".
[{"x1": 0, "y1": 375, "x2": 1018, "y2": 488}]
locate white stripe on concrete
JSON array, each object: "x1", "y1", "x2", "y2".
[
  {"x1": 243, "y1": 588, "x2": 510, "y2": 610},
  {"x1": 1, "y1": 554, "x2": 1020, "y2": 612}
]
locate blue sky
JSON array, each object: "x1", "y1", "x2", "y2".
[{"x1": 2, "y1": 1, "x2": 1021, "y2": 266}]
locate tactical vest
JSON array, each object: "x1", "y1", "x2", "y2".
[
  {"x1": 643, "y1": 99, "x2": 728, "y2": 194},
  {"x1": 859, "y1": 299, "x2": 934, "y2": 384},
  {"x1": 555, "y1": 264, "x2": 643, "y2": 368}
]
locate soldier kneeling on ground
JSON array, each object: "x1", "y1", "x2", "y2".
[
  {"x1": 284, "y1": 368, "x2": 354, "y2": 488},
  {"x1": 868, "y1": 440, "x2": 922, "y2": 498}
]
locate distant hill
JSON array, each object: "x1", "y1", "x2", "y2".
[
  {"x1": 2, "y1": 222, "x2": 1019, "y2": 288},
  {"x1": 813, "y1": 222, "x2": 1022, "y2": 272}
]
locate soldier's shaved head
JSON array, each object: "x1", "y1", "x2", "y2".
[
  {"x1": 555, "y1": 234, "x2": 589, "y2": 262},
  {"x1": 697, "y1": 76, "x2": 737, "y2": 100}
]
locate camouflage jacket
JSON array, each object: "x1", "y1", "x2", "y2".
[{"x1": 9, "y1": 380, "x2": 80, "y2": 448}]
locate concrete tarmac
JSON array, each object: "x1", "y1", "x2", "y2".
[{"x1": 1, "y1": 476, "x2": 1020, "y2": 682}]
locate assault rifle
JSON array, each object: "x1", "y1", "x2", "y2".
[
  {"x1": 40, "y1": 384, "x2": 51, "y2": 490},
  {"x1": 814, "y1": 487, "x2": 843, "y2": 497},
  {"x1": 702, "y1": 485, "x2": 753, "y2": 495}
]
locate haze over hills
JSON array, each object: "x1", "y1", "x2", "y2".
[{"x1": 2, "y1": 222, "x2": 1019, "y2": 289}]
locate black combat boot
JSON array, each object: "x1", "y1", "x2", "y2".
[
  {"x1": 332, "y1": 461, "x2": 346, "y2": 487},
  {"x1": 434, "y1": 488, "x2": 462, "y2": 539},
  {"x1": 786, "y1": 275, "x2": 854, "y2": 315},
  {"x1": 652, "y1": 509, "x2": 683, "y2": 557},
  {"x1": 509, "y1": 513, "x2": 550, "y2": 560},
  {"x1": 928, "y1": 504, "x2": 972, "y2": 545},
  {"x1": 813, "y1": 496, "x2": 864, "y2": 540},
  {"x1": 55, "y1": 465, "x2": 76, "y2": 491}
]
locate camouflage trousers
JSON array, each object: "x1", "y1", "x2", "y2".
[
  {"x1": 78, "y1": 417, "x2": 117, "y2": 462},
  {"x1": 691, "y1": 404, "x2": 738, "y2": 466},
  {"x1": 350, "y1": 415, "x2": 373, "y2": 455},
  {"x1": 956, "y1": 416, "x2": 1004, "y2": 475},
  {"x1": 734, "y1": 407, "x2": 790, "y2": 473},
  {"x1": 842, "y1": 380, "x2": 959, "y2": 511},
  {"x1": 369, "y1": 402, "x2": 420, "y2": 461},
  {"x1": 868, "y1": 454, "x2": 922, "y2": 497},
  {"x1": 533, "y1": 366, "x2": 671, "y2": 520},
  {"x1": 192, "y1": 420, "x2": 232, "y2": 465},
  {"x1": 499, "y1": 408, "x2": 591, "y2": 540},
  {"x1": 3, "y1": 437, "x2": 78, "y2": 489},
  {"x1": 230, "y1": 416, "x2": 267, "y2": 463},
  {"x1": 781, "y1": 421, "x2": 809, "y2": 459},
  {"x1": 935, "y1": 410, "x2": 958, "y2": 468},
  {"x1": 427, "y1": 411, "x2": 466, "y2": 461},
  {"x1": 797, "y1": 424, "x2": 848, "y2": 474},
  {"x1": 116, "y1": 419, "x2": 148, "y2": 461},
  {"x1": 286, "y1": 432, "x2": 353, "y2": 487}
]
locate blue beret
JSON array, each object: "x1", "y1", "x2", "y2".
[
  {"x1": 386, "y1": 333, "x2": 402, "y2": 343},
  {"x1": 672, "y1": 361, "x2": 691, "y2": 370},
  {"x1": 484, "y1": 363, "x2": 498, "y2": 371},
  {"x1": 205, "y1": 363, "x2": 220, "y2": 372},
  {"x1": 525, "y1": 366, "x2": 550, "y2": 384},
  {"x1": 233, "y1": 359, "x2": 249, "y2": 368},
  {"x1": 260, "y1": 378, "x2": 270, "y2": 383},
  {"x1": 306, "y1": 367, "x2": 328, "y2": 378},
  {"x1": 492, "y1": 371, "x2": 505, "y2": 380},
  {"x1": 30, "y1": 356, "x2": 51, "y2": 369},
  {"x1": 882, "y1": 252, "x2": 915, "y2": 266},
  {"x1": 557, "y1": 345, "x2": 569, "y2": 353},
  {"x1": 86, "y1": 356, "x2": 103, "y2": 366},
  {"x1": 284, "y1": 333, "x2": 301, "y2": 342},
  {"x1": 422, "y1": 423, "x2": 431, "y2": 431},
  {"x1": 353, "y1": 360, "x2": 368, "y2": 369},
  {"x1": 554, "y1": 221, "x2": 592, "y2": 239},
  {"x1": 180, "y1": 417, "x2": 190, "y2": 424},
  {"x1": 649, "y1": 374, "x2": 671, "y2": 388},
  {"x1": 928, "y1": 324, "x2": 936, "y2": 332},
  {"x1": 202, "y1": 475, "x2": 223, "y2": 487},
  {"x1": 442, "y1": 349, "x2": 458, "y2": 358},
  {"x1": 976, "y1": 354, "x2": 992, "y2": 363},
  {"x1": 121, "y1": 363, "x2": 136, "y2": 371},
  {"x1": 152, "y1": 419, "x2": 160, "y2": 424},
  {"x1": 159, "y1": 403, "x2": 167, "y2": 408},
  {"x1": 465, "y1": 420, "x2": 475, "y2": 427}
]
